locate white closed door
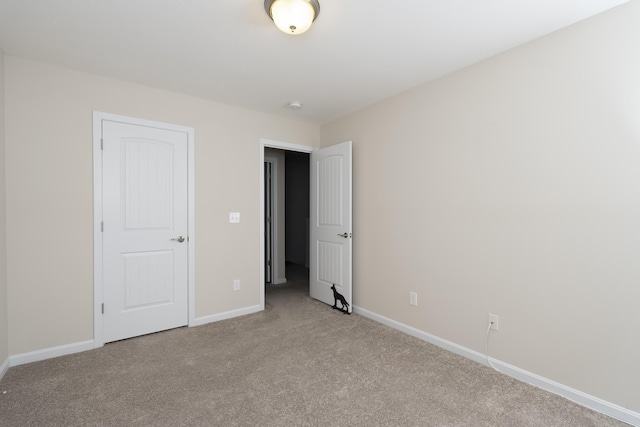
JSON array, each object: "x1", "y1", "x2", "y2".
[
  {"x1": 310, "y1": 141, "x2": 353, "y2": 312},
  {"x1": 102, "y1": 120, "x2": 189, "y2": 343}
]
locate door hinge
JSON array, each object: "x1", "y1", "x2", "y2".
[
  {"x1": 100, "y1": 139, "x2": 103, "y2": 150},
  {"x1": 101, "y1": 221, "x2": 104, "y2": 232},
  {"x1": 101, "y1": 303, "x2": 104, "y2": 314}
]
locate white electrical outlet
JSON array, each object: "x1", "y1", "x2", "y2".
[
  {"x1": 409, "y1": 292, "x2": 418, "y2": 306},
  {"x1": 488, "y1": 313, "x2": 499, "y2": 331},
  {"x1": 233, "y1": 279, "x2": 240, "y2": 291}
]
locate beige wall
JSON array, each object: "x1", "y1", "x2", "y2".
[
  {"x1": 4, "y1": 56, "x2": 319, "y2": 355},
  {"x1": 0, "y1": 51, "x2": 8, "y2": 367},
  {"x1": 321, "y1": 1, "x2": 640, "y2": 413}
]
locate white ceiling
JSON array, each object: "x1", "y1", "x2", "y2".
[{"x1": 0, "y1": 0, "x2": 628, "y2": 124}]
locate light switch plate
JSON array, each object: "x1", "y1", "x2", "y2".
[
  {"x1": 229, "y1": 212, "x2": 240, "y2": 223},
  {"x1": 410, "y1": 292, "x2": 418, "y2": 306}
]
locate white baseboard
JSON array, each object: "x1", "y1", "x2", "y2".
[
  {"x1": 353, "y1": 306, "x2": 640, "y2": 427},
  {"x1": 9, "y1": 340, "x2": 95, "y2": 368},
  {"x1": 0, "y1": 357, "x2": 9, "y2": 381},
  {"x1": 272, "y1": 277, "x2": 287, "y2": 285},
  {"x1": 4, "y1": 306, "x2": 265, "y2": 370},
  {"x1": 190, "y1": 304, "x2": 263, "y2": 327}
]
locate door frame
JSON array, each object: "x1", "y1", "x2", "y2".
[
  {"x1": 259, "y1": 138, "x2": 313, "y2": 310},
  {"x1": 263, "y1": 157, "x2": 274, "y2": 284},
  {"x1": 93, "y1": 111, "x2": 196, "y2": 348},
  {"x1": 264, "y1": 155, "x2": 288, "y2": 285}
]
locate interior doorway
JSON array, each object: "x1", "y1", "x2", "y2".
[
  {"x1": 260, "y1": 139, "x2": 312, "y2": 309},
  {"x1": 263, "y1": 147, "x2": 310, "y2": 285}
]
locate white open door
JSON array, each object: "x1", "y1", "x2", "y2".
[
  {"x1": 101, "y1": 119, "x2": 189, "y2": 343},
  {"x1": 310, "y1": 141, "x2": 353, "y2": 312}
]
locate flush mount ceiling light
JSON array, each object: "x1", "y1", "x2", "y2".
[{"x1": 264, "y1": 0, "x2": 320, "y2": 35}]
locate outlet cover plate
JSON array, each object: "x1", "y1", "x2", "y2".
[{"x1": 488, "y1": 313, "x2": 499, "y2": 331}]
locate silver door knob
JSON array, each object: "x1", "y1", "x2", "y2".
[
  {"x1": 171, "y1": 236, "x2": 185, "y2": 243},
  {"x1": 337, "y1": 233, "x2": 349, "y2": 238}
]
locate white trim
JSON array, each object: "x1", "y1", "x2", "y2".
[
  {"x1": 0, "y1": 357, "x2": 9, "y2": 381},
  {"x1": 262, "y1": 138, "x2": 314, "y2": 154},
  {"x1": 9, "y1": 340, "x2": 95, "y2": 367},
  {"x1": 496, "y1": 360, "x2": 640, "y2": 426},
  {"x1": 190, "y1": 305, "x2": 263, "y2": 327},
  {"x1": 187, "y1": 122, "x2": 196, "y2": 329},
  {"x1": 92, "y1": 114, "x2": 103, "y2": 347},
  {"x1": 264, "y1": 155, "x2": 281, "y2": 285},
  {"x1": 93, "y1": 111, "x2": 196, "y2": 348},
  {"x1": 259, "y1": 138, "x2": 314, "y2": 311},
  {"x1": 353, "y1": 306, "x2": 640, "y2": 426}
]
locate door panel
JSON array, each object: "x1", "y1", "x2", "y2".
[
  {"x1": 123, "y1": 139, "x2": 174, "y2": 229},
  {"x1": 310, "y1": 141, "x2": 352, "y2": 312},
  {"x1": 123, "y1": 251, "x2": 173, "y2": 308},
  {"x1": 102, "y1": 120, "x2": 188, "y2": 343}
]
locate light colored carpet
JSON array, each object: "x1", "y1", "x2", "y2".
[{"x1": 0, "y1": 264, "x2": 629, "y2": 426}]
